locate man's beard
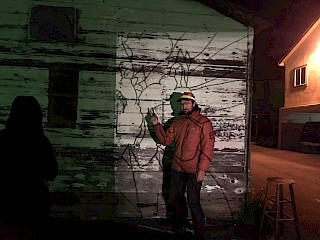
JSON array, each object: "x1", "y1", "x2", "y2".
[{"x1": 179, "y1": 108, "x2": 195, "y2": 116}]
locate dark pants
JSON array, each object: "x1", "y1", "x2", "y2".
[
  {"x1": 169, "y1": 171, "x2": 205, "y2": 237},
  {"x1": 162, "y1": 167, "x2": 188, "y2": 221}
]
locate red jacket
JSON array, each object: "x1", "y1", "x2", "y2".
[{"x1": 155, "y1": 110, "x2": 215, "y2": 173}]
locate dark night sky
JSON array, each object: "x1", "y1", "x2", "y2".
[
  {"x1": 235, "y1": 0, "x2": 320, "y2": 82},
  {"x1": 248, "y1": 0, "x2": 320, "y2": 62},
  {"x1": 204, "y1": 0, "x2": 320, "y2": 81}
]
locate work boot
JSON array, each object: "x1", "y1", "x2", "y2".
[
  {"x1": 160, "y1": 217, "x2": 175, "y2": 231},
  {"x1": 183, "y1": 219, "x2": 193, "y2": 233}
]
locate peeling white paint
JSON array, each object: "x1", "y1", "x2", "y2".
[{"x1": 203, "y1": 184, "x2": 224, "y2": 192}]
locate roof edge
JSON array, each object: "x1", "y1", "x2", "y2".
[
  {"x1": 278, "y1": 17, "x2": 320, "y2": 66},
  {"x1": 198, "y1": 0, "x2": 272, "y2": 33}
]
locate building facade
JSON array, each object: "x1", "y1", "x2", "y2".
[
  {"x1": 0, "y1": 0, "x2": 254, "y2": 221},
  {"x1": 278, "y1": 17, "x2": 320, "y2": 152}
]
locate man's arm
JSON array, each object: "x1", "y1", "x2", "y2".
[
  {"x1": 145, "y1": 113, "x2": 161, "y2": 144},
  {"x1": 197, "y1": 119, "x2": 215, "y2": 182},
  {"x1": 151, "y1": 115, "x2": 175, "y2": 146}
]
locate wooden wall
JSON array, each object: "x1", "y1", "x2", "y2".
[{"x1": 0, "y1": 0, "x2": 253, "y2": 221}]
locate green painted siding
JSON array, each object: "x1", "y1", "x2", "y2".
[{"x1": 0, "y1": 0, "x2": 253, "y2": 221}]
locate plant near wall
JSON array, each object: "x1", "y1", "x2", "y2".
[
  {"x1": 237, "y1": 187, "x2": 265, "y2": 226},
  {"x1": 234, "y1": 187, "x2": 266, "y2": 239}
]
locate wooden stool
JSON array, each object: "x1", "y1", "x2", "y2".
[{"x1": 259, "y1": 177, "x2": 301, "y2": 239}]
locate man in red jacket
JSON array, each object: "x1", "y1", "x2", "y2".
[{"x1": 151, "y1": 92, "x2": 215, "y2": 240}]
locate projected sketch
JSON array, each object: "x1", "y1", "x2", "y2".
[
  {"x1": 113, "y1": 31, "x2": 252, "y2": 217},
  {"x1": 116, "y1": 32, "x2": 248, "y2": 151}
]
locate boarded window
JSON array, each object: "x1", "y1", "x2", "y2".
[
  {"x1": 29, "y1": 5, "x2": 76, "y2": 42},
  {"x1": 47, "y1": 65, "x2": 79, "y2": 128},
  {"x1": 294, "y1": 65, "x2": 307, "y2": 87}
]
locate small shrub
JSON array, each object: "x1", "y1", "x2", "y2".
[{"x1": 236, "y1": 187, "x2": 265, "y2": 227}]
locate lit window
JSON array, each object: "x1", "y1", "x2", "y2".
[{"x1": 294, "y1": 65, "x2": 308, "y2": 87}]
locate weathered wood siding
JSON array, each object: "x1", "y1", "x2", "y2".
[{"x1": 0, "y1": 0, "x2": 253, "y2": 221}]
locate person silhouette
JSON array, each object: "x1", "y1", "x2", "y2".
[
  {"x1": 0, "y1": 96, "x2": 58, "y2": 240},
  {"x1": 146, "y1": 92, "x2": 189, "y2": 230}
]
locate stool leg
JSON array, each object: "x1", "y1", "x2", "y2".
[
  {"x1": 289, "y1": 184, "x2": 301, "y2": 240},
  {"x1": 279, "y1": 184, "x2": 284, "y2": 236},
  {"x1": 275, "y1": 183, "x2": 280, "y2": 237},
  {"x1": 259, "y1": 182, "x2": 270, "y2": 232}
]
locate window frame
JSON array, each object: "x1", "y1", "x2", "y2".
[
  {"x1": 293, "y1": 65, "x2": 308, "y2": 87},
  {"x1": 28, "y1": 5, "x2": 77, "y2": 43},
  {"x1": 47, "y1": 65, "x2": 79, "y2": 128}
]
